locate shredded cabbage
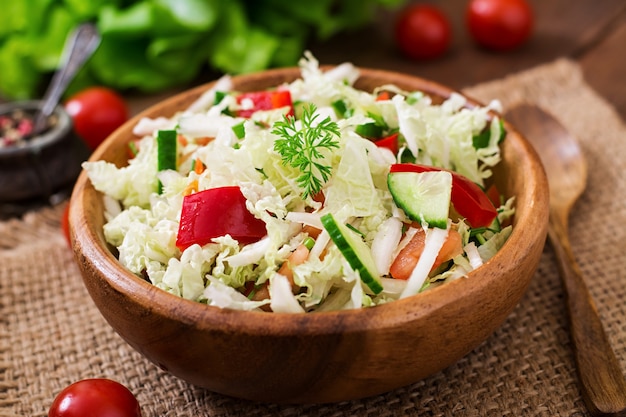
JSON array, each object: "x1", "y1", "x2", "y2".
[{"x1": 83, "y1": 53, "x2": 514, "y2": 313}]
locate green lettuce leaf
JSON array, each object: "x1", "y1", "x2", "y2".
[{"x1": 0, "y1": 0, "x2": 405, "y2": 99}]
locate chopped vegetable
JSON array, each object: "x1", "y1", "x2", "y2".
[
  {"x1": 156, "y1": 130, "x2": 177, "y2": 171},
  {"x1": 156, "y1": 129, "x2": 177, "y2": 193},
  {"x1": 321, "y1": 213, "x2": 383, "y2": 295},
  {"x1": 472, "y1": 118, "x2": 505, "y2": 149},
  {"x1": 374, "y1": 132, "x2": 399, "y2": 154},
  {"x1": 390, "y1": 227, "x2": 463, "y2": 280},
  {"x1": 277, "y1": 243, "x2": 311, "y2": 290},
  {"x1": 355, "y1": 122, "x2": 384, "y2": 139},
  {"x1": 176, "y1": 186, "x2": 267, "y2": 250},
  {"x1": 83, "y1": 54, "x2": 514, "y2": 312},
  {"x1": 390, "y1": 163, "x2": 498, "y2": 228},
  {"x1": 387, "y1": 169, "x2": 453, "y2": 229},
  {"x1": 236, "y1": 90, "x2": 294, "y2": 118},
  {"x1": 400, "y1": 226, "x2": 449, "y2": 298}
]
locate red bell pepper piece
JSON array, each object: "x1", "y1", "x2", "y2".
[
  {"x1": 236, "y1": 90, "x2": 294, "y2": 118},
  {"x1": 176, "y1": 186, "x2": 266, "y2": 250},
  {"x1": 389, "y1": 163, "x2": 498, "y2": 228},
  {"x1": 374, "y1": 132, "x2": 399, "y2": 154}
]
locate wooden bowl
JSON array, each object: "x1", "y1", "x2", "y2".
[{"x1": 69, "y1": 67, "x2": 549, "y2": 404}]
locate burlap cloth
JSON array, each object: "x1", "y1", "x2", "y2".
[{"x1": 1, "y1": 58, "x2": 625, "y2": 416}]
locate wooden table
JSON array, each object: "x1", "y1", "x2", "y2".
[
  {"x1": 310, "y1": 0, "x2": 626, "y2": 121},
  {"x1": 131, "y1": 0, "x2": 625, "y2": 122}
]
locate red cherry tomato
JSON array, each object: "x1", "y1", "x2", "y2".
[
  {"x1": 65, "y1": 87, "x2": 129, "y2": 150},
  {"x1": 395, "y1": 4, "x2": 452, "y2": 60},
  {"x1": 61, "y1": 203, "x2": 71, "y2": 248},
  {"x1": 466, "y1": 0, "x2": 533, "y2": 51},
  {"x1": 48, "y1": 379, "x2": 141, "y2": 417}
]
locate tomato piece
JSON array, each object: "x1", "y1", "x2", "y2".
[
  {"x1": 236, "y1": 90, "x2": 294, "y2": 118},
  {"x1": 390, "y1": 228, "x2": 463, "y2": 280},
  {"x1": 390, "y1": 227, "x2": 426, "y2": 280},
  {"x1": 374, "y1": 132, "x2": 399, "y2": 154},
  {"x1": 48, "y1": 379, "x2": 141, "y2": 417},
  {"x1": 176, "y1": 186, "x2": 266, "y2": 250},
  {"x1": 376, "y1": 91, "x2": 391, "y2": 101},
  {"x1": 277, "y1": 243, "x2": 310, "y2": 290},
  {"x1": 395, "y1": 4, "x2": 452, "y2": 60},
  {"x1": 302, "y1": 224, "x2": 323, "y2": 239},
  {"x1": 390, "y1": 163, "x2": 497, "y2": 228},
  {"x1": 485, "y1": 183, "x2": 502, "y2": 207},
  {"x1": 311, "y1": 190, "x2": 326, "y2": 205},
  {"x1": 466, "y1": 0, "x2": 533, "y2": 51},
  {"x1": 65, "y1": 87, "x2": 129, "y2": 151}
]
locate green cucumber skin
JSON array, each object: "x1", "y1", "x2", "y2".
[
  {"x1": 321, "y1": 214, "x2": 383, "y2": 295},
  {"x1": 157, "y1": 129, "x2": 177, "y2": 172},
  {"x1": 387, "y1": 171, "x2": 451, "y2": 229},
  {"x1": 156, "y1": 129, "x2": 177, "y2": 194}
]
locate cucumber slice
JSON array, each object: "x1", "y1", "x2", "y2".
[
  {"x1": 157, "y1": 129, "x2": 177, "y2": 194},
  {"x1": 388, "y1": 170, "x2": 452, "y2": 229},
  {"x1": 157, "y1": 129, "x2": 177, "y2": 171},
  {"x1": 320, "y1": 213, "x2": 383, "y2": 294}
]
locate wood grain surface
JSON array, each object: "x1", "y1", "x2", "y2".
[{"x1": 311, "y1": 0, "x2": 626, "y2": 120}]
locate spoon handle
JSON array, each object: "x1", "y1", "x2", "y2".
[
  {"x1": 549, "y1": 213, "x2": 626, "y2": 417},
  {"x1": 33, "y1": 23, "x2": 101, "y2": 133}
]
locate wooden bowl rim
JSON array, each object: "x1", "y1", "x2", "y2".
[{"x1": 70, "y1": 66, "x2": 548, "y2": 336}]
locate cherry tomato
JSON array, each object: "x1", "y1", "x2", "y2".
[
  {"x1": 48, "y1": 379, "x2": 141, "y2": 417},
  {"x1": 395, "y1": 4, "x2": 452, "y2": 60},
  {"x1": 466, "y1": 0, "x2": 533, "y2": 51},
  {"x1": 61, "y1": 203, "x2": 71, "y2": 248},
  {"x1": 65, "y1": 87, "x2": 129, "y2": 151}
]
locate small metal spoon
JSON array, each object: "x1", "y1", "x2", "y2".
[
  {"x1": 32, "y1": 23, "x2": 101, "y2": 136},
  {"x1": 506, "y1": 104, "x2": 626, "y2": 417}
]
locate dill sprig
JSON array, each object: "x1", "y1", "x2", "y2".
[{"x1": 272, "y1": 104, "x2": 340, "y2": 199}]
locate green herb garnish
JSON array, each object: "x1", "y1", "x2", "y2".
[{"x1": 272, "y1": 104, "x2": 340, "y2": 199}]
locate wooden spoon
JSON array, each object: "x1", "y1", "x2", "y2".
[{"x1": 506, "y1": 104, "x2": 626, "y2": 417}]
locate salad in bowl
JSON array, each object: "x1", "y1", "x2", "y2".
[{"x1": 83, "y1": 53, "x2": 514, "y2": 313}]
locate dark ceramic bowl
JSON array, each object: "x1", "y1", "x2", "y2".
[{"x1": 0, "y1": 100, "x2": 89, "y2": 217}]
